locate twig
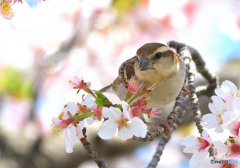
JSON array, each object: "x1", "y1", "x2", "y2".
[
  {"x1": 168, "y1": 41, "x2": 204, "y2": 134},
  {"x1": 146, "y1": 42, "x2": 197, "y2": 168},
  {"x1": 167, "y1": 41, "x2": 218, "y2": 97},
  {"x1": 146, "y1": 90, "x2": 185, "y2": 168},
  {"x1": 132, "y1": 91, "x2": 185, "y2": 142},
  {"x1": 188, "y1": 45, "x2": 219, "y2": 98},
  {"x1": 80, "y1": 128, "x2": 108, "y2": 168},
  {"x1": 168, "y1": 40, "x2": 216, "y2": 158}
]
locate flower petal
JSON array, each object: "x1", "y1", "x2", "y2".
[
  {"x1": 211, "y1": 96, "x2": 225, "y2": 112},
  {"x1": 68, "y1": 126, "x2": 79, "y2": 142},
  {"x1": 118, "y1": 126, "x2": 133, "y2": 141},
  {"x1": 223, "y1": 80, "x2": 238, "y2": 92},
  {"x1": 81, "y1": 94, "x2": 96, "y2": 107},
  {"x1": 103, "y1": 107, "x2": 122, "y2": 121},
  {"x1": 179, "y1": 136, "x2": 198, "y2": 153},
  {"x1": 64, "y1": 128, "x2": 76, "y2": 153},
  {"x1": 202, "y1": 114, "x2": 218, "y2": 129},
  {"x1": 215, "y1": 88, "x2": 227, "y2": 100},
  {"x1": 86, "y1": 117, "x2": 96, "y2": 125},
  {"x1": 214, "y1": 125, "x2": 223, "y2": 133},
  {"x1": 52, "y1": 117, "x2": 61, "y2": 124},
  {"x1": 201, "y1": 130, "x2": 209, "y2": 140},
  {"x1": 222, "y1": 111, "x2": 235, "y2": 124},
  {"x1": 128, "y1": 117, "x2": 147, "y2": 138},
  {"x1": 98, "y1": 120, "x2": 118, "y2": 139},
  {"x1": 189, "y1": 150, "x2": 208, "y2": 168},
  {"x1": 233, "y1": 98, "x2": 240, "y2": 112},
  {"x1": 63, "y1": 102, "x2": 78, "y2": 119},
  {"x1": 213, "y1": 141, "x2": 228, "y2": 153},
  {"x1": 122, "y1": 101, "x2": 131, "y2": 120}
]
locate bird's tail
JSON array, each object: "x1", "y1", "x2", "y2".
[
  {"x1": 99, "y1": 77, "x2": 120, "y2": 94},
  {"x1": 99, "y1": 84, "x2": 114, "y2": 93}
]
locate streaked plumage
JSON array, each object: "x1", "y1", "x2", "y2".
[{"x1": 100, "y1": 43, "x2": 186, "y2": 108}]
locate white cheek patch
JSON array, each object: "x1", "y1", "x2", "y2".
[{"x1": 155, "y1": 47, "x2": 171, "y2": 53}]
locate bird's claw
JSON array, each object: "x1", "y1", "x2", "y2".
[
  {"x1": 144, "y1": 119, "x2": 173, "y2": 137},
  {"x1": 157, "y1": 119, "x2": 173, "y2": 137},
  {"x1": 182, "y1": 84, "x2": 190, "y2": 98}
]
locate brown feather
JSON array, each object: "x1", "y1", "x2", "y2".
[{"x1": 118, "y1": 56, "x2": 137, "y2": 88}]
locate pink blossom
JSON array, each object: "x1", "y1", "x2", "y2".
[
  {"x1": 180, "y1": 130, "x2": 212, "y2": 167},
  {"x1": 214, "y1": 137, "x2": 240, "y2": 159},
  {"x1": 130, "y1": 104, "x2": 161, "y2": 118},
  {"x1": 69, "y1": 76, "x2": 91, "y2": 94},
  {"x1": 52, "y1": 116, "x2": 74, "y2": 134},
  {"x1": 79, "y1": 94, "x2": 100, "y2": 125},
  {"x1": 128, "y1": 77, "x2": 142, "y2": 94},
  {"x1": 132, "y1": 97, "x2": 148, "y2": 107},
  {"x1": 130, "y1": 106, "x2": 143, "y2": 117},
  {"x1": 224, "y1": 115, "x2": 240, "y2": 137},
  {"x1": 91, "y1": 107, "x2": 102, "y2": 121},
  {"x1": 143, "y1": 108, "x2": 162, "y2": 118},
  {"x1": 52, "y1": 102, "x2": 84, "y2": 153}
]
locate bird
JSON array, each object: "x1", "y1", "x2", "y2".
[{"x1": 99, "y1": 42, "x2": 186, "y2": 109}]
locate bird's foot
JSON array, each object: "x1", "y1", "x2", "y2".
[
  {"x1": 182, "y1": 84, "x2": 190, "y2": 98},
  {"x1": 144, "y1": 119, "x2": 173, "y2": 137}
]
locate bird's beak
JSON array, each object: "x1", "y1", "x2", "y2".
[{"x1": 139, "y1": 57, "x2": 153, "y2": 71}]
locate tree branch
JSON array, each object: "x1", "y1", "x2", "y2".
[
  {"x1": 80, "y1": 128, "x2": 108, "y2": 168},
  {"x1": 168, "y1": 40, "x2": 217, "y2": 158}
]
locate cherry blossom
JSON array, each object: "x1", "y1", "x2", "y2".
[
  {"x1": 214, "y1": 137, "x2": 240, "y2": 160},
  {"x1": 79, "y1": 94, "x2": 99, "y2": 125},
  {"x1": 179, "y1": 130, "x2": 212, "y2": 168},
  {"x1": 202, "y1": 96, "x2": 233, "y2": 133},
  {"x1": 129, "y1": 106, "x2": 143, "y2": 117},
  {"x1": 215, "y1": 80, "x2": 240, "y2": 101},
  {"x1": 69, "y1": 76, "x2": 92, "y2": 94},
  {"x1": 0, "y1": 0, "x2": 14, "y2": 19},
  {"x1": 130, "y1": 96, "x2": 161, "y2": 118},
  {"x1": 223, "y1": 99, "x2": 240, "y2": 137},
  {"x1": 98, "y1": 101, "x2": 147, "y2": 141},
  {"x1": 128, "y1": 77, "x2": 142, "y2": 94},
  {"x1": 52, "y1": 102, "x2": 84, "y2": 153},
  {"x1": 143, "y1": 108, "x2": 162, "y2": 118},
  {"x1": 132, "y1": 97, "x2": 148, "y2": 107}
]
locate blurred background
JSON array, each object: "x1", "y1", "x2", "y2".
[{"x1": 0, "y1": 0, "x2": 240, "y2": 167}]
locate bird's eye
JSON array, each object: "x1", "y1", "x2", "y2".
[{"x1": 155, "y1": 52, "x2": 163, "y2": 59}]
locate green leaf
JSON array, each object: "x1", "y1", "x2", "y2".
[
  {"x1": 0, "y1": 67, "x2": 34, "y2": 99},
  {"x1": 113, "y1": 104, "x2": 122, "y2": 111},
  {"x1": 93, "y1": 90, "x2": 111, "y2": 107}
]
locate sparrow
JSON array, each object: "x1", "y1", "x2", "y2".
[{"x1": 99, "y1": 42, "x2": 186, "y2": 109}]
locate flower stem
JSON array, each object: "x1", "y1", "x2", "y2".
[
  {"x1": 127, "y1": 94, "x2": 139, "y2": 105},
  {"x1": 75, "y1": 112, "x2": 94, "y2": 121}
]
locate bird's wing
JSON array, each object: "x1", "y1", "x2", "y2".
[
  {"x1": 119, "y1": 56, "x2": 137, "y2": 88},
  {"x1": 99, "y1": 56, "x2": 137, "y2": 93}
]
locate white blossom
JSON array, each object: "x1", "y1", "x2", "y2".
[
  {"x1": 52, "y1": 102, "x2": 84, "y2": 153},
  {"x1": 202, "y1": 96, "x2": 233, "y2": 133},
  {"x1": 98, "y1": 101, "x2": 147, "y2": 141},
  {"x1": 179, "y1": 130, "x2": 212, "y2": 168}
]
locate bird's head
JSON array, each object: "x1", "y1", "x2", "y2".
[{"x1": 134, "y1": 43, "x2": 180, "y2": 83}]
